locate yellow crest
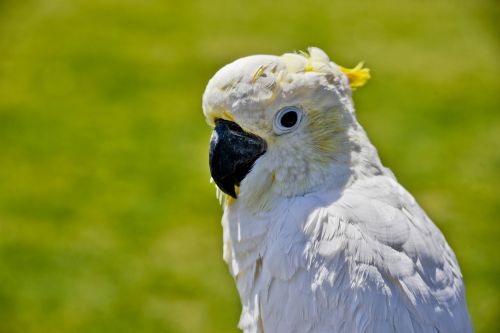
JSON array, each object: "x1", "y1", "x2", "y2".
[{"x1": 340, "y1": 62, "x2": 370, "y2": 89}]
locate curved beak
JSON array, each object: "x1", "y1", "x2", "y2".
[{"x1": 209, "y1": 119, "x2": 267, "y2": 198}]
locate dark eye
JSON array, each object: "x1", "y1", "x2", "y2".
[
  {"x1": 273, "y1": 106, "x2": 303, "y2": 135},
  {"x1": 280, "y1": 110, "x2": 298, "y2": 128}
]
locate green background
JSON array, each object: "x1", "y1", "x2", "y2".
[{"x1": 0, "y1": 0, "x2": 498, "y2": 332}]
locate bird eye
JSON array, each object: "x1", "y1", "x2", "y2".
[{"x1": 273, "y1": 106, "x2": 303, "y2": 135}]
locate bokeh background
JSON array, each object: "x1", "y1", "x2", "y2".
[{"x1": 0, "y1": 0, "x2": 498, "y2": 332}]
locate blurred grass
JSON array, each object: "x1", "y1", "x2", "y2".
[{"x1": 0, "y1": 0, "x2": 498, "y2": 332}]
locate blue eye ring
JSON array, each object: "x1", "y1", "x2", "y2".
[{"x1": 273, "y1": 106, "x2": 303, "y2": 135}]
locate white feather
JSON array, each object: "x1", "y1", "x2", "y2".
[{"x1": 224, "y1": 176, "x2": 472, "y2": 333}]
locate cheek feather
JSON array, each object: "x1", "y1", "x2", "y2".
[{"x1": 306, "y1": 108, "x2": 346, "y2": 157}]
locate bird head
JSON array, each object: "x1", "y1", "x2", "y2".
[{"x1": 203, "y1": 47, "x2": 371, "y2": 209}]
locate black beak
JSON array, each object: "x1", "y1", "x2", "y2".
[{"x1": 209, "y1": 119, "x2": 267, "y2": 198}]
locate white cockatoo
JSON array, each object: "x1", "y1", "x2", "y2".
[{"x1": 202, "y1": 47, "x2": 473, "y2": 333}]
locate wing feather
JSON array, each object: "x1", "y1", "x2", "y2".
[{"x1": 256, "y1": 175, "x2": 472, "y2": 333}]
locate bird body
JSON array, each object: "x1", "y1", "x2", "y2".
[{"x1": 203, "y1": 48, "x2": 473, "y2": 333}]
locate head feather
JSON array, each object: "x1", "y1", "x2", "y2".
[{"x1": 339, "y1": 62, "x2": 370, "y2": 89}]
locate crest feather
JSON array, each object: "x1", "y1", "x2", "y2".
[{"x1": 340, "y1": 62, "x2": 370, "y2": 89}]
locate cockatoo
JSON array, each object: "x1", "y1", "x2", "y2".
[{"x1": 202, "y1": 47, "x2": 473, "y2": 333}]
